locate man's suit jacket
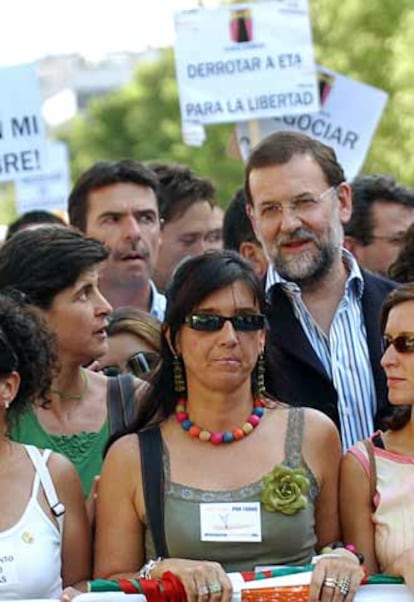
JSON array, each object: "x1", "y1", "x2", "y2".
[{"x1": 264, "y1": 270, "x2": 396, "y2": 432}]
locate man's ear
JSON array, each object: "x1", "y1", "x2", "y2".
[
  {"x1": 0, "y1": 371, "x2": 20, "y2": 410},
  {"x1": 239, "y1": 241, "x2": 268, "y2": 280},
  {"x1": 337, "y1": 182, "x2": 353, "y2": 224}
]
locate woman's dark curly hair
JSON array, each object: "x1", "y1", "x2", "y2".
[{"x1": 0, "y1": 292, "x2": 58, "y2": 428}]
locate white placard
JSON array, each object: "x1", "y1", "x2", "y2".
[
  {"x1": 15, "y1": 141, "x2": 70, "y2": 213},
  {"x1": 0, "y1": 63, "x2": 47, "y2": 183},
  {"x1": 174, "y1": 1, "x2": 319, "y2": 127},
  {"x1": 236, "y1": 65, "x2": 388, "y2": 180}
]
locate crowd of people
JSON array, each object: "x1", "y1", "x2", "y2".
[{"x1": 1, "y1": 131, "x2": 414, "y2": 601}]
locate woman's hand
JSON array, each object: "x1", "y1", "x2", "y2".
[
  {"x1": 388, "y1": 547, "x2": 414, "y2": 591},
  {"x1": 309, "y1": 552, "x2": 364, "y2": 601},
  {"x1": 152, "y1": 558, "x2": 233, "y2": 602},
  {"x1": 85, "y1": 475, "x2": 100, "y2": 527},
  {"x1": 60, "y1": 587, "x2": 82, "y2": 601}
]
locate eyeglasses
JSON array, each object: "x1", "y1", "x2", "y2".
[
  {"x1": 370, "y1": 233, "x2": 406, "y2": 246},
  {"x1": 184, "y1": 313, "x2": 265, "y2": 332},
  {"x1": 382, "y1": 334, "x2": 414, "y2": 354},
  {"x1": 102, "y1": 351, "x2": 160, "y2": 377},
  {"x1": 256, "y1": 185, "x2": 338, "y2": 219}
]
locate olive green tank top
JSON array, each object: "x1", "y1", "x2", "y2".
[{"x1": 145, "y1": 407, "x2": 318, "y2": 571}]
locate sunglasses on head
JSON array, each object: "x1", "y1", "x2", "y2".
[
  {"x1": 382, "y1": 334, "x2": 414, "y2": 354},
  {"x1": 184, "y1": 313, "x2": 265, "y2": 332},
  {"x1": 102, "y1": 351, "x2": 160, "y2": 378}
]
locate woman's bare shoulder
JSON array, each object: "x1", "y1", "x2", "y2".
[{"x1": 106, "y1": 433, "x2": 140, "y2": 460}]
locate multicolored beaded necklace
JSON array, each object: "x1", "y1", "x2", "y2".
[{"x1": 175, "y1": 398, "x2": 265, "y2": 445}]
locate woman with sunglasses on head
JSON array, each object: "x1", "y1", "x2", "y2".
[
  {"x1": 94, "y1": 251, "x2": 363, "y2": 602},
  {"x1": 0, "y1": 226, "x2": 143, "y2": 499},
  {"x1": 0, "y1": 292, "x2": 91, "y2": 601},
  {"x1": 97, "y1": 306, "x2": 161, "y2": 380},
  {"x1": 340, "y1": 283, "x2": 414, "y2": 591}
]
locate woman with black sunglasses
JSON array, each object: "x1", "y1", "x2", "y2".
[
  {"x1": 97, "y1": 306, "x2": 161, "y2": 380},
  {"x1": 94, "y1": 251, "x2": 363, "y2": 602},
  {"x1": 340, "y1": 282, "x2": 414, "y2": 592}
]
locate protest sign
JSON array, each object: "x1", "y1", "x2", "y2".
[
  {"x1": 15, "y1": 141, "x2": 70, "y2": 214},
  {"x1": 236, "y1": 66, "x2": 388, "y2": 180},
  {"x1": 0, "y1": 63, "x2": 47, "y2": 183},
  {"x1": 174, "y1": 0, "x2": 319, "y2": 127}
]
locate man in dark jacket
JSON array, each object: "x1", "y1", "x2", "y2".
[{"x1": 245, "y1": 131, "x2": 395, "y2": 448}]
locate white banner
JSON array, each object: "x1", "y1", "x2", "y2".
[
  {"x1": 174, "y1": 1, "x2": 319, "y2": 127},
  {"x1": 0, "y1": 63, "x2": 47, "y2": 183},
  {"x1": 236, "y1": 66, "x2": 388, "y2": 180},
  {"x1": 15, "y1": 141, "x2": 70, "y2": 213}
]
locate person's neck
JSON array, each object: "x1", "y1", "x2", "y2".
[
  {"x1": 49, "y1": 364, "x2": 89, "y2": 411},
  {"x1": 0, "y1": 436, "x2": 17, "y2": 465},
  {"x1": 183, "y1": 382, "x2": 255, "y2": 432},
  {"x1": 152, "y1": 268, "x2": 167, "y2": 295},
  {"x1": 296, "y1": 254, "x2": 348, "y2": 335},
  {"x1": 386, "y1": 412, "x2": 414, "y2": 455},
  {"x1": 99, "y1": 279, "x2": 152, "y2": 312},
  {"x1": 300, "y1": 255, "x2": 348, "y2": 304}
]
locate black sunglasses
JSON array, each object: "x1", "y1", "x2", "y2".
[
  {"x1": 382, "y1": 334, "x2": 414, "y2": 354},
  {"x1": 184, "y1": 313, "x2": 265, "y2": 332},
  {"x1": 102, "y1": 351, "x2": 160, "y2": 377}
]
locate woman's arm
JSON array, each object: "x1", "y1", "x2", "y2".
[
  {"x1": 302, "y1": 409, "x2": 342, "y2": 548},
  {"x1": 94, "y1": 433, "x2": 233, "y2": 602},
  {"x1": 49, "y1": 453, "x2": 92, "y2": 589},
  {"x1": 94, "y1": 434, "x2": 145, "y2": 577},
  {"x1": 303, "y1": 411, "x2": 364, "y2": 602},
  {"x1": 340, "y1": 451, "x2": 378, "y2": 574}
]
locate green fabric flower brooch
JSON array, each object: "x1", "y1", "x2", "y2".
[{"x1": 261, "y1": 465, "x2": 310, "y2": 515}]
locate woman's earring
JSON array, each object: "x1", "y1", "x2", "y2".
[
  {"x1": 256, "y1": 353, "x2": 266, "y2": 396},
  {"x1": 173, "y1": 354, "x2": 186, "y2": 394},
  {"x1": 4, "y1": 400, "x2": 9, "y2": 410}
]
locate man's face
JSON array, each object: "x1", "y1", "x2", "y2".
[
  {"x1": 247, "y1": 153, "x2": 352, "y2": 287},
  {"x1": 348, "y1": 201, "x2": 414, "y2": 276},
  {"x1": 85, "y1": 182, "x2": 161, "y2": 288},
  {"x1": 155, "y1": 200, "x2": 213, "y2": 291}
]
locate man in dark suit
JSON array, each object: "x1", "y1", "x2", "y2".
[{"x1": 245, "y1": 131, "x2": 395, "y2": 448}]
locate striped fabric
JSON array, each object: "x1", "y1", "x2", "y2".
[{"x1": 266, "y1": 249, "x2": 376, "y2": 450}]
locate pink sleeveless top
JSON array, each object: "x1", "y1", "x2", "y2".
[{"x1": 349, "y1": 432, "x2": 414, "y2": 572}]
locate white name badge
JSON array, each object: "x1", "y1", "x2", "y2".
[
  {"x1": 200, "y1": 502, "x2": 262, "y2": 542},
  {"x1": 0, "y1": 544, "x2": 19, "y2": 586}
]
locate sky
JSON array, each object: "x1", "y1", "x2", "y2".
[{"x1": 0, "y1": 0, "x2": 220, "y2": 66}]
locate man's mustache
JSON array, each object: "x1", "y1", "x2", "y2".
[{"x1": 275, "y1": 227, "x2": 318, "y2": 246}]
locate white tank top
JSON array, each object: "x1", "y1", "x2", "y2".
[{"x1": 0, "y1": 445, "x2": 63, "y2": 600}]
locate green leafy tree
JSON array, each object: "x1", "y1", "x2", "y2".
[{"x1": 311, "y1": 0, "x2": 414, "y2": 183}]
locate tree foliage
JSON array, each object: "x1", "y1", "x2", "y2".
[
  {"x1": 59, "y1": 0, "x2": 414, "y2": 208},
  {"x1": 311, "y1": 0, "x2": 414, "y2": 183}
]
